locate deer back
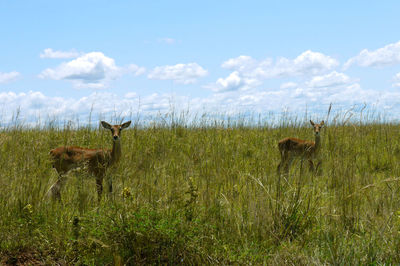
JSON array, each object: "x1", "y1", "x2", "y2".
[
  {"x1": 50, "y1": 146, "x2": 111, "y2": 174},
  {"x1": 278, "y1": 137, "x2": 316, "y2": 157}
]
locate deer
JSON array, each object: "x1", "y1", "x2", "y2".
[
  {"x1": 48, "y1": 120, "x2": 131, "y2": 202},
  {"x1": 277, "y1": 120, "x2": 324, "y2": 176}
]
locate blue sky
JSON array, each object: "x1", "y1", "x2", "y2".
[{"x1": 1, "y1": 1, "x2": 400, "y2": 123}]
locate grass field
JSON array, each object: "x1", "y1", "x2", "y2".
[{"x1": 1, "y1": 112, "x2": 400, "y2": 264}]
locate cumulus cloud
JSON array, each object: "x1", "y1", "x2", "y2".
[
  {"x1": 285, "y1": 72, "x2": 359, "y2": 105},
  {"x1": 39, "y1": 52, "x2": 123, "y2": 89},
  {"x1": 393, "y1": 73, "x2": 400, "y2": 88},
  {"x1": 127, "y1": 64, "x2": 146, "y2": 76},
  {"x1": 208, "y1": 50, "x2": 339, "y2": 92},
  {"x1": 1, "y1": 83, "x2": 400, "y2": 125},
  {"x1": 40, "y1": 48, "x2": 81, "y2": 59},
  {"x1": 221, "y1": 55, "x2": 261, "y2": 72},
  {"x1": 158, "y1": 37, "x2": 176, "y2": 44},
  {"x1": 203, "y1": 69, "x2": 387, "y2": 117},
  {"x1": 0, "y1": 71, "x2": 20, "y2": 84},
  {"x1": 270, "y1": 50, "x2": 339, "y2": 78},
  {"x1": 280, "y1": 82, "x2": 298, "y2": 89},
  {"x1": 0, "y1": 91, "x2": 67, "y2": 119},
  {"x1": 148, "y1": 63, "x2": 208, "y2": 84},
  {"x1": 223, "y1": 50, "x2": 338, "y2": 80},
  {"x1": 344, "y1": 41, "x2": 400, "y2": 69},
  {"x1": 0, "y1": 91, "x2": 174, "y2": 123},
  {"x1": 213, "y1": 82, "x2": 400, "y2": 118},
  {"x1": 212, "y1": 71, "x2": 260, "y2": 92},
  {"x1": 215, "y1": 71, "x2": 244, "y2": 91},
  {"x1": 305, "y1": 71, "x2": 352, "y2": 88},
  {"x1": 125, "y1": 92, "x2": 137, "y2": 98}
]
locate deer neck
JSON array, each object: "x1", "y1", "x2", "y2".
[
  {"x1": 314, "y1": 134, "x2": 321, "y2": 150},
  {"x1": 109, "y1": 139, "x2": 122, "y2": 166}
]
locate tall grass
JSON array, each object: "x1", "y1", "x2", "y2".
[{"x1": 1, "y1": 112, "x2": 400, "y2": 264}]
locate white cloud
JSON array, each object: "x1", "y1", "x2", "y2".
[
  {"x1": 344, "y1": 41, "x2": 400, "y2": 69},
  {"x1": 223, "y1": 51, "x2": 338, "y2": 80},
  {"x1": 148, "y1": 63, "x2": 208, "y2": 84},
  {"x1": 0, "y1": 91, "x2": 179, "y2": 123},
  {"x1": 212, "y1": 71, "x2": 260, "y2": 92},
  {"x1": 270, "y1": 50, "x2": 339, "y2": 78},
  {"x1": 211, "y1": 82, "x2": 400, "y2": 118},
  {"x1": 39, "y1": 52, "x2": 122, "y2": 89},
  {"x1": 215, "y1": 71, "x2": 244, "y2": 92},
  {"x1": 40, "y1": 48, "x2": 81, "y2": 59},
  {"x1": 286, "y1": 72, "x2": 359, "y2": 105},
  {"x1": 393, "y1": 73, "x2": 400, "y2": 88},
  {"x1": 280, "y1": 82, "x2": 298, "y2": 89},
  {"x1": 0, "y1": 71, "x2": 20, "y2": 84},
  {"x1": 1, "y1": 83, "x2": 400, "y2": 125},
  {"x1": 221, "y1": 55, "x2": 260, "y2": 72},
  {"x1": 125, "y1": 92, "x2": 137, "y2": 98},
  {"x1": 306, "y1": 71, "x2": 352, "y2": 88},
  {"x1": 0, "y1": 91, "x2": 67, "y2": 119},
  {"x1": 127, "y1": 64, "x2": 146, "y2": 76},
  {"x1": 202, "y1": 68, "x2": 397, "y2": 118},
  {"x1": 208, "y1": 51, "x2": 338, "y2": 92},
  {"x1": 158, "y1": 37, "x2": 176, "y2": 44}
]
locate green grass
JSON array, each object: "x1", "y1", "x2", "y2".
[{"x1": 1, "y1": 116, "x2": 400, "y2": 264}]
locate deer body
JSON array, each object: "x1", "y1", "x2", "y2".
[
  {"x1": 49, "y1": 121, "x2": 131, "y2": 201},
  {"x1": 277, "y1": 120, "x2": 324, "y2": 176}
]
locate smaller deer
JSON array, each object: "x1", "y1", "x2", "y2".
[
  {"x1": 48, "y1": 121, "x2": 131, "y2": 201},
  {"x1": 277, "y1": 120, "x2": 324, "y2": 176}
]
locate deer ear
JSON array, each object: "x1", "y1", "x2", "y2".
[
  {"x1": 310, "y1": 120, "x2": 315, "y2": 126},
  {"x1": 320, "y1": 120, "x2": 325, "y2": 126},
  {"x1": 101, "y1": 121, "x2": 112, "y2": 129},
  {"x1": 121, "y1": 121, "x2": 131, "y2": 129}
]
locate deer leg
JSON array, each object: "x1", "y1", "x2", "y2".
[
  {"x1": 277, "y1": 151, "x2": 290, "y2": 176},
  {"x1": 315, "y1": 160, "x2": 322, "y2": 175},
  {"x1": 285, "y1": 156, "x2": 293, "y2": 177},
  {"x1": 95, "y1": 175, "x2": 104, "y2": 202},
  {"x1": 278, "y1": 159, "x2": 290, "y2": 177},
  {"x1": 49, "y1": 174, "x2": 68, "y2": 202},
  {"x1": 308, "y1": 159, "x2": 314, "y2": 173},
  {"x1": 277, "y1": 160, "x2": 283, "y2": 175},
  {"x1": 105, "y1": 173, "x2": 113, "y2": 193},
  {"x1": 277, "y1": 151, "x2": 284, "y2": 175},
  {"x1": 300, "y1": 159, "x2": 304, "y2": 176}
]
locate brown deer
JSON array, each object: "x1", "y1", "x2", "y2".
[
  {"x1": 48, "y1": 120, "x2": 131, "y2": 201},
  {"x1": 277, "y1": 120, "x2": 324, "y2": 176}
]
